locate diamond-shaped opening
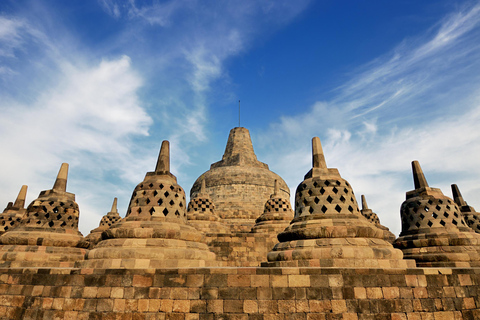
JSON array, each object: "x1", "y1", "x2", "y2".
[
  {"x1": 427, "y1": 221, "x2": 433, "y2": 227},
  {"x1": 443, "y1": 212, "x2": 449, "y2": 218},
  {"x1": 321, "y1": 205, "x2": 328, "y2": 213},
  {"x1": 175, "y1": 193, "x2": 179, "y2": 198},
  {"x1": 179, "y1": 202, "x2": 183, "y2": 208},
  {"x1": 314, "y1": 197, "x2": 320, "y2": 204},
  {"x1": 320, "y1": 187, "x2": 325, "y2": 195},
  {"x1": 326, "y1": 196, "x2": 333, "y2": 203},
  {"x1": 146, "y1": 198, "x2": 150, "y2": 204},
  {"x1": 56, "y1": 214, "x2": 62, "y2": 220},
  {"x1": 343, "y1": 188, "x2": 349, "y2": 194},
  {"x1": 303, "y1": 198, "x2": 308, "y2": 205},
  {"x1": 159, "y1": 184, "x2": 164, "y2": 189},
  {"x1": 149, "y1": 207, "x2": 155, "y2": 215},
  {"x1": 48, "y1": 221, "x2": 54, "y2": 227},
  {"x1": 335, "y1": 205, "x2": 342, "y2": 213},
  {"x1": 332, "y1": 187, "x2": 338, "y2": 194},
  {"x1": 163, "y1": 208, "x2": 169, "y2": 216},
  {"x1": 424, "y1": 206, "x2": 429, "y2": 212},
  {"x1": 413, "y1": 207, "x2": 418, "y2": 213},
  {"x1": 409, "y1": 214, "x2": 414, "y2": 221},
  {"x1": 440, "y1": 220, "x2": 446, "y2": 226},
  {"x1": 153, "y1": 190, "x2": 158, "y2": 197},
  {"x1": 454, "y1": 212, "x2": 458, "y2": 218},
  {"x1": 170, "y1": 185, "x2": 175, "y2": 190},
  {"x1": 149, "y1": 183, "x2": 154, "y2": 188},
  {"x1": 142, "y1": 191, "x2": 146, "y2": 195},
  {"x1": 135, "y1": 199, "x2": 139, "y2": 204},
  {"x1": 348, "y1": 205, "x2": 353, "y2": 212},
  {"x1": 33, "y1": 212, "x2": 39, "y2": 217},
  {"x1": 307, "y1": 190, "x2": 313, "y2": 196},
  {"x1": 67, "y1": 216, "x2": 72, "y2": 220},
  {"x1": 432, "y1": 213, "x2": 438, "y2": 219},
  {"x1": 164, "y1": 191, "x2": 170, "y2": 197},
  {"x1": 415, "y1": 222, "x2": 421, "y2": 228},
  {"x1": 313, "y1": 181, "x2": 318, "y2": 188},
  {"x1": 439, "y1": 199, "x2": 443, "y2": 204},
  {"x1": 419, "y1": 213, "x2": 425, "y2": 219},
  {"x1": 428, "y1": 200, "x2": 433, "y2": 205},
  {"x1": 60, "y1": 221, "x2": 66, "y2": 227},
  {"x1": 446, "y1": 205, "x2": 450, "y2": 210},
  {"x1": 447, "y1": 199, "x2": 452, "y2": 204},
  {"x1": 452, "y1": 219, "x2": 458, "y2": 225},
  {"x1": 175, "y1": 210, "x2": 180, "y2": 216},
  {"x1": 139, "y1": 184, "x2": 144, "y2": 188},
  {"x1": 169, "y1": 200, "x2": 175, "y2": 206},
  {"x1": 325, "y1": 181, "x2": 330, "y2": 186},
  {"x1": 435, "y1": 205, "x2": 441, "y2": 211},
  {"x1": 49, "y1": 201, "x2": 54, "y2": 206},
  {"x1": 309, "y1": 207, "x2": 314, "y2": 213},
  {"x1": 340, "y1": 196, "x2": 346, "y2": 203},
  {"x1": 157, "y1": 199, "x2": 163, "y2": 205},
  {"x1": 42, "y1": 206, "x2": 48, "y2": 212},
  {"x1": 138, "y1": 208, "x2": 142, "y2": 214}
]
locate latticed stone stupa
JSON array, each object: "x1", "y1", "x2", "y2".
[
  {"x1": 85, "y1": 197, "x2": 122, "y2": 248},
  {"x1": 0, "y1": 163, "x2": 89, "y2": 267},
  {"x1": 0, "y1": 185, "x2": 28, "y2": 235},
  {"x1": 251, "y1": 179, "x2": 294, "y2": 234},
  {"x1": 264, "y1": 137, "x2": 413, "y2": 268},
  {"x1": 186, "y1": 179, "x2": 228, "y2": 234},
  {"x1": 452, "y1": 184, "x2": 480, "y2": 233},
  {"x1": 360, "y1": 194, "x2": 396, "y2": 243},
  {"x1": 79, "y1": 140, "x2": 216, "y2": 269},
  {"x1": 190, "y1": 127, "x2": 289, "y2": 232},
  {"x1": 393, "y1": 161, "x2": 480, "y2": 267}
]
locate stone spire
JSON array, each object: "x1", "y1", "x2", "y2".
[
  {"x1": 85, "y1": 197, "x2": 122, "y2": 248},
  {"x1": 190, "y1": 127, "x2": 290, "y2": 232},
  {"x1": 80, "y1": 140, "x2": 216, "y2": 269},
  {"x1": 264, "y1": 137, "x2": 413, "y2": 268},
  {"x1": 187, "y1": 179, "x2": 228, "y2": 234},
  {"x1": 393, "y1": 161, "x2": 480, "y2": 267},
  {"x1": 251, "y1": 179, "x2": 294, "y2": 234},
  {"x1": 0, "y1": 185, "x2": 28, "y2": 235},
  {"x1": 360, "y1": 194, "x2": 396, "y2": 243},
  {"x1": 0, "y1": 164, "x2": 89, "y2": 268},
  {"x1": 451, "y1": 184, "x2": 480, "y2": 233}
]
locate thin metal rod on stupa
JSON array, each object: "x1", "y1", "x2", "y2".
[
  {"x1": 155, "y1": 140, "x2": 170, "y2": 173},
  {"x1": 13, "y1": 185, "x2": 27, "y2": 209},
  {"x1": 111, "y1": 197, "x2": 118, "y2": 213},
  {"x1": 53, "y1": 163, "x2": 69, "y2": 192},
  {"x1": 412, "y1": 161, "x2": 429, "y2": 189},
  {"x1": 451, "y1": 184, "x2": 467, "y2": 207},
  {"x1": 361, "y1": 195, "x2": 368, "y2": 211},
  {"x1": 312, "y1": 137, "x2": 327, "y2": 169}
]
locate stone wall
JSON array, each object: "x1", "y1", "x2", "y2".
[{"x1": 0, "y1": 266, "x2": 479, "y2": 319}]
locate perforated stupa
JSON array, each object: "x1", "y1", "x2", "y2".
[
  {"x1": 85, "y1": 197, "x2": 122, "y2": 248},
  {"x1": 0, "y1": 185, "x2": 28, "y2": 235},
  {"x1": 360, "y1": 195, "x2": 396, "y2": 243},
  {"x1": 452, "y1": 184, "x2": 480, "y2": 234}
]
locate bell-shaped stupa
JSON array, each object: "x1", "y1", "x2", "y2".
[
  {"x1": 187, "y1": 179, "x2": 228, "y2": 234},
  {"x1": 360, "y1": 195, "x2": 396, "y2": 243},
  {"x1": 451, "y1": 184, "x2": 480, "y2": 234},
  {"x1": 0, "y1": 164, "x2": 89, "y2": 267},
  {"x1": 85, "y1": 198, "x2": 122, "y2": 248},
  {"x1": 0, "y1": 185, "x2": 28, "y2": 235},
  {"x1": 251, "y1": 180, "x2": 294, "y2": 234},
  {"x1": 190, "y1": 127, "x2": 290, "y2": 232},
  {"x1": 264, "y1": 137, "x2": 413, "y2": 268},
  {"x1": 79, "y1": 141, "x2": 216, "y2": 269},
  {"x1": 393, "y1": 161, "x2": 480, "y2": 267}
]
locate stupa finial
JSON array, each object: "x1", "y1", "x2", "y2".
[
  {"x1": 361, "y1": 195, "x2": 368, "y2": 211},
  {"x1": 110, "y1": 197, "x2": 118, "y2": 213},
  {"x1": 412, "y1": 161, "x2": 428, "y2": 189},
  {"x1": 200, "y1": 179, "x2": 206, "y2": 194},
  {"x1": 274, "y1": 179, "x2": 279, "y2": 196},
  {"x1": 53, "y1": 163, "x2": 69, "y2": 192},
  {"x1": 451, "y1": 184, "x2": 467, "y2": 207},
  {"x1": 155, "y1": 140, "x2": 170, "y2": 173},
  {"x1": 312, "y1": 137, "x2": 327, "y2": 169},
  {"x1": 13, "y1": 185, "x2": 27, "y2": 209}
]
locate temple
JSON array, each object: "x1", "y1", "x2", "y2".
[{"x1": 0, "y1": 128, "x2": 480, "y2": 319}]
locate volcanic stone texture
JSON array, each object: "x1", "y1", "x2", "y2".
[
  {"x1": 191, "y1": 127, "x2": 290, "y2": 233},
  {"x1": 80, "y1": 141, "x2": 216, "y2": 269},
  {"x1": 0, "y1": 164, "x2": 89, "y2": 268},
  {"x1": 393, "y1": 161, "x2": 480, "y2": 267},
  {"x1": 265, "y1": 137, "x2": 414, "y2": 268},
  {"x1": 85, "y1": 198, "x2": 122, "y2": 249},
  {"x1": 0, "y1": 185, "x2": 28, "y2": 235},
  {"x1": 452, "y1": 184, "x2": 480, "y2": 234},
  {"x1": 360, "y1": 195, "x2": 396, "y2": 243}
]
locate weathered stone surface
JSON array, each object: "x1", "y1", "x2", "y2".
[
  {"x1": 0, "y1": 185, "x2": 28, "y2": 235},
  {"x1": 265, "y1": 137, "x2": 413, "y2": 268},
  {"x1": 85, "y1": 198, "x2": 122, "y2": 248},
  {"x1": 0, "y1": 163, "x2": 89, "y2": 268},
  {"x1": 393, "y1": 161, "x2": 480, "y2": 267},
  {"x1": 79, "y1": 140, "x2": 216, "y2": 269},
  {"x1": 360, "y1": 195, "x2": 396, "y2": 243},
  {"x1": 191, "y1": 127, "x2": 290, "y2": 232},
  {"x1": 452, "y1": 184, "x2": 480, "y2": 233}
]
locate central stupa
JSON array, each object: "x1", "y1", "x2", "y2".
[{"x1": 190, "y1": 127, "x2": 290, "y2": 232}]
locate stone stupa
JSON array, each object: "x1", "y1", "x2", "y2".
[
  {"x1": 393, "y1": 161, "x2": 480, "y2": 267},
  {"x1": 187, "y1": 179, "x2": 228, "y2": 234},
  {"x1": 190, "y1": 127, "x2": 289, "y2": 232},
  {"x1": 0, "y1": 185, "x2": 28, "y2": 235},
  {"x1": 85, "y1": 197, "x2": 122, "y2": 248},
  {"x1": 264, "y1": 137, "x2": 414, "y2": 268},
  {"x1": 0, "y1": 164, "x2": 89, "y2": 268},
  {"x1": 251, "y1": 179, "x2": 294, "y2": 234},
  {"x1": 360, "y1": 195, "x2": 396, "y2": 243},
  {"x1": 79, "y1": 141, "x2": 216, "y2": 269},
  {"x1": 451, "y1": 184, "x2": 480, "y2": 234}
]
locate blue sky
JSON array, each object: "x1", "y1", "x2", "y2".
[{"x1": 1, "y1": 0, "x2": 480, "y2": 236}]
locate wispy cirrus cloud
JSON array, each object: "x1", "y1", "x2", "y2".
[{"x1": 258, "y1": 3, "x2": 480, "y2": 236}]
